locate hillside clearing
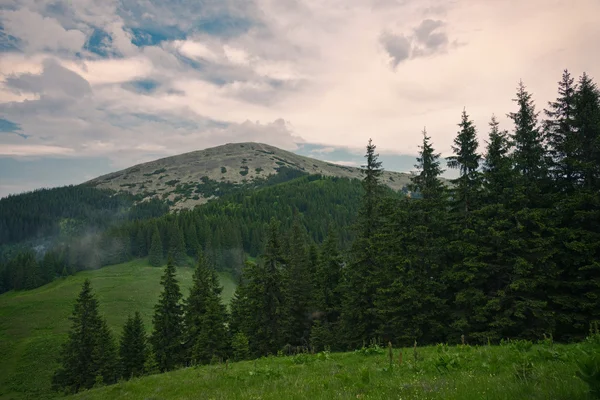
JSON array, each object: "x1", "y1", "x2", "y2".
[
  {"x1": 0, "y1": 259, "x2": 235, "y2": 400},
  {"x1": 71, "y1": 341, "x2": 594, "y2": 400}
]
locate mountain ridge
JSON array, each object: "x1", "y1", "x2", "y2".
[{"x1": 86, "y1": 142, "x2": 416, "y2": 209}]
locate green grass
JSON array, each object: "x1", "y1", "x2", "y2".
[
  {"x1": 0, "y1": 258, "x2": 236, "y2": 400},
  {"x1": 70, "y1": 342, "x2": 596, "y2": 400}
]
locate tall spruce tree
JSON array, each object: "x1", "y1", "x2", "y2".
[
  {"x1": 184, "y1": 251, "x2": 229, "y2": 365},
  {"x1": 232, "y1": 220, "x2": 285, "y2": 357},
  {"x1": 377, "y1": 130, "x2": 448, "y2": 345},
  {"x1": 508, "y1": 80, "x2": 548, "y2": 205},
  {"x1": 544, "y1": 69, "x2": 578, "y2": 191},
  {"x1": 482, "y1": 115, "x2": 513, "y2": 202},
  {"x1": 447, "y1": 109, "x2": 481, "y2": 214},
  {"x1": 94, "y1": 319, "x2": 119, "y2": 386},
  {"x1": 574, "y1": 73, "x2": 600, "y2": 191},
  {"x1": 445, "y1": 111, "x2": 485, "y2": 342},
  {"x1": 490, "y1": 81, "x2": 557, "y2": 340},
  {"x1": 150, "y1": 258, "x2": 184, "y2": 372},
  {"x1": 148, "y1": 225, "x2": 163, "y2": 267},
  {"x1": 52, "y1": 280, "x2": 118, "y2": 393},
  {"x1": 340, "y1": 139, "x2": 384, "y2": 348},
  {"x1": 281, "y1": 215, "x2": 312, "y2": 347},
  {"x1": 119, "y1": 312, "x2": 147, "y2": 379},
  {"x1": 311, "y1": 226, "x2": 344, "y2": 350}
]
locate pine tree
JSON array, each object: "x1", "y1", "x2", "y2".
[
  {"x1": 150, "y1": 258, "x2": 184, "y2": 372},
  {"x1": 167, "y1": 222, "x2": 187, "y2": 266},
  {"x1": 231, "y1": 220, "x2": 285, "y2": 357},
  {"x1": 377, "y1": 131, "x2": 449, "y2": 345},
  {"x1": 340, "y1": 139, "x2": 384, "y2": 348},
  {"x1": 482, "y1": 115, "x2": 513, "y2": 202},
  {"x1": 93, "y1": 319, "x2": 119, "y2": 386},
  {"x1": 444, "y1": 110, "x2": 487, "y2": 341},
  {"x1": 447, "y1": 109, "x2": 481, "y2": 214},
  {"x1": 489, "y1": 81, "x2": 557, "y2": 340},
  {"x1": 508, "y1": 80, "x2": 548, "y2": 205},
  {"x1": 119, "y1": 312, "x2": 147, "y2": 379},
  {"x1": 573, "y1": 73, "x2": 600, "y2": 191},
  {"x1": 281, "y1": 215, "x2": 312, "y2": 347},
  {"x1": 550, "y1": 73, "x2": 600, "y2": 340},
  {"x1": 148, "y1": 226, "x2": 163, "y2": 267},
  {"x1": 52, "y1": 280, "x2": 117, "y2": 393},
  {"x1": 311, "y1": 226, "x2": 344, "y2": 350},
  {"x1": 544, "y1": 69, "x2": 578, "y2": 191},
  {"x1": 184, "y1": 251, "x2": 229, "y2": 365}
]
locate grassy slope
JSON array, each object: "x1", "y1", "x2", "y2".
[
  {"x1": 71, "y1": 343, "x2": 592, "y2": 400},
  {"x1": 0, "y1": 259, "x2": 235, "y2": 400}
]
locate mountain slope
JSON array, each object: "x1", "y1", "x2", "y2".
[
  {"x1": 0, "y1": 258, "x2": 235, "y2": 400},
  {"x1": 86, "y1": 142, "x2": 415, "y2": 209}
]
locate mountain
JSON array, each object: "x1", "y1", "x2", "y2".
[{"x1": 85, "y1": 142, "x2": 415, "y2": 209}]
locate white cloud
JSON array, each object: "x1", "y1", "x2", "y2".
[
  {"x1": 0, "y1": 9, "x2": 86, "y2": 52},
  {"x1": 0, "y1": 0, "x2": 598, "y2": 175},
  {"x1": 324, "y1": 160, "x2": 359, "y2": 167},
  {"x1": 0, "y1": 144, "x2": 75, "y2": 156}
]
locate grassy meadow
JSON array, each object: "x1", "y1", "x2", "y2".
[
  {"x1": 71, "y1": 340, "x2": 598, "y2": 400},
  {"x1": 0, "y1": 258, "x2": 236, "y2": 400}
]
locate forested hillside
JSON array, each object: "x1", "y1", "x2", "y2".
[{"x1": 0, "y1": 174, "x2": 375, "y2": 292}]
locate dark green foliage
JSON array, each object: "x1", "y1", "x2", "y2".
[
  {"x1": 52, "y1": 280, "x2": 118, "y2": 393},
  {"x1": 508, "y1": 80, "x2": 548, "y2": 204},
  {"x1": 311, "y1": 227, "x2": 343, "y2": 349},
  {"x1": 544, "y1": 69, "x2": 578, "y2": 190},
  {"x1": 119, "y1": 312, "x2": 147, "y2": 379},
  {"x1": 230, "y1": 221, "x2": 286, "y2": 357},
  {"x1": 167, "y1": 222, "x2": 186, "y2": 266},
  {"x1": 231, "y1": 332, "x2": 250, "y2": 361},
  {"x1": 281, "y1": 215, "x2": 313, "y2": 347},
  {"x1": 148, "y1": 226, "x2": 163, "y2": 267},
  {"x1": 447, "y1": 109, "x2": 481, "y2": 214},
  {"x1": 376, "y1": 131, "x2": 448, "y2": 346},
  {"x1": 184, "y1": 252, "x2": 229, "y2": 365},
  {"x1": 340, "y1": 139, "x2": 384, "y2": 348},
  {"x1": 150, "y1": 259, "x2": 184, "y2": 372}
]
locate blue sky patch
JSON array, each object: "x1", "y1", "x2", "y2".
[
  {"x1": 130, "y1": 27, "x2": 186, "y2": 47},
  {"x1": 125, "y1": 79, "x2": 161, "y2": 94},
  {"x1": 0, "y1": 118, "x2": 29, "y2": 138},
  {"x1": 84, "y1": 28, "x2": 116, "y2": 57},
  {"x1": 0, "y1": 24, "x2": 21, "y2": 52},
  {"x1": 197, "y1": 15, "x2": 254, "y2": 37}
]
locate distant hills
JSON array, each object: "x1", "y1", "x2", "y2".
[{"x1": 85, "y1": 142, "x2": 417, "y2": 209}]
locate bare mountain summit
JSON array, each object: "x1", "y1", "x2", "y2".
[{"x1": 86, "y1": 142, "x2": 415, "y2": 209}]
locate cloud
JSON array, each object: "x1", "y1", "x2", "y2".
[
  {"x1": 5, "y1": 58, "x2": 91, "y2": 98},
  {"x1": 0, "y1": 8, "x2": 86, "y2": 52},
  {"x1": 380, "y1": 18, "x2": 454, "y2": 67},
  {"x1": 0, "y1": 0, "x2": 598, "y2": 186},
  {"x1": 379, "y1": 31, "x2": 412, "y2": 67},
  {"x1": 0, "y1": 144, "x2": 74, "y2": 156},
  {"x1": 323, "y1": 160, "x2": 359, "y2": 167}
]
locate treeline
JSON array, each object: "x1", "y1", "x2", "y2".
[
  {"x1": 231, "y1": 70, "x2": 600, "y2": 355},
  {"x1": 0, "y1": 174, "x2": 368, "y2": 294},
  {"x1": 0, "y1": 185, "x2": 168, "y2": 247}
]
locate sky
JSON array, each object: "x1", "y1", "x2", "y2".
[{"x1": 0, "y1": 0, "x2": 598, "y2": 198}]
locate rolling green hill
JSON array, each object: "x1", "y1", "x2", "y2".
[
  {"x1": 0, "y1": 259, "x2": 236, "y2": 400},
  {"x1": 68, "y1": 341, "x2": 593, "y2": 400}
]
